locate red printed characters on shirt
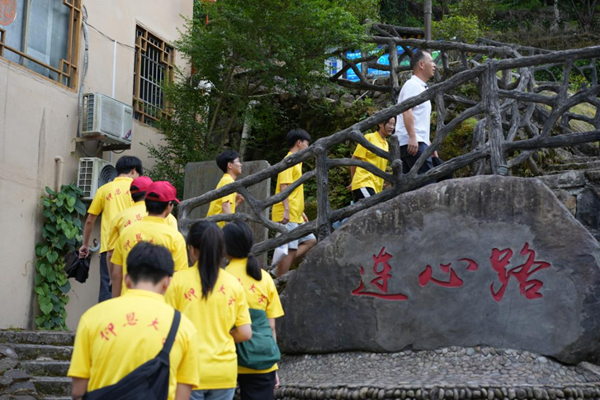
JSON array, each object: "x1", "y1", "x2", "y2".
[
  {"x1": 351, "y1": 247, "x2": 409, "y2": 301},
  {"x1": 184, "y1": 288, "x2": 198, "y2": 301},
  {"x1": 100, "y1": 323, "x2": 117, "y2": 341},
  {"x1": 123, "y1": 312, "x2": 138, "y2": 327},
  {"x1": 218, "y1": 285, "x2": 226, "y2": 295},
  {"x1": 148, "y1": 318, "x2": 159, "y2": 331}
]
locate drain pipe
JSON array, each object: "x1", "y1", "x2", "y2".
[{"x1": 54, "y1": 156, "x2": 64, "y2": 192}]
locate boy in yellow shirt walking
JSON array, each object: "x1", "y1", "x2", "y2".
[{"x1": 206, "y1": 150, "x2": 245, "y2": 228}]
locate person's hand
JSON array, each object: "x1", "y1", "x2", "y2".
[
  {"x1": 280, "y1": 209, "x2": 290, "y2": 225},
  {"x1": 275, "y1": 371, "x2": 280, "y2": 390},
  {"x1": 79, "y1": 244, "x2": 90, "y2": 259},
  {"x1": 346, "y1": 184, "x2": 352, "y2": 190},
  {"x1": 407, "y1": 137, "x2": 418, "y2": 156},
  {"x1": 236, "y1": 193, "x2": 245, "y2": 204},
  {"x1": 433, "y1": 150, "x2": 439, "y2": 158},
  {"x1": 302, "y1": 213, "x2": 309, "y2": 223}
]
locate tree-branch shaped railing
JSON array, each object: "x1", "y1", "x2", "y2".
[{"x1": 179, "y1": 39, "x2": 600, "y2": 258}]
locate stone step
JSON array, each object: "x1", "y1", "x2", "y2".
[
  {"x1": 10, "y1": 343, "x2": 73, "y2": 361},
  {"x1": 547, "y1": 160, "x2": 600, "y2": 172},
  {"x1": 0, "y1": 330, "x2": 74, "y2": 346},
  {"x1": 20, "y1": 360, "x2": 70, "y2": 377},
  {"x1": 33, "y1": 376, "x2": 71, "y2": 397},
  {"x1": 555, "y1": 155, "x2": 600, "y2": 164}
]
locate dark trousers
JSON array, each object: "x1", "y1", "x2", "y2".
[
  {"x1": 352, "y1": 187, "x2": 376, "y2": 203},
  {"x1": 98, "y1": 252, "x2": 111, "y2": 303},
  {"x1": 237, "y1": 372, "x2": 276, "y2": 400},
  {"x1": 400, "y1": 142, "x2": 434, "y2": 175}
]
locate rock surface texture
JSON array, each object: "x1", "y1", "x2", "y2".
[{"x1": 278, "y1": 176, "x2": 600, "y2": 364}]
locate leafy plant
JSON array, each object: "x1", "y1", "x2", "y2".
[
  {"x1": 34, "y1": 184, "x2": 86, "y2": 330},
  {"x1": 432, "y1": 14, "x2": 483, "y2": 42}
]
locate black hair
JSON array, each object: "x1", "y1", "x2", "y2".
[
  {"x1": 216, "y1": 150, "x2": 240, "y2": 173},
  {"x1": 145, "y1": 199, "x2": 170, "y2": 215},
  {"x1": 127, "y1": 241, "x2": 174, "y2": 284},
  {"x1": 116, "y1": 156, "x2": 143, "y2": 175},
  {"x1": 187, "y1": 221, "x2": 225, "y2": 299},
  {"x1": 223, "y1": 220, "x2": 262, "y2": 281},
  {"x1": 285, "y1": 128, "x2": 311, "y2": 148},
  {"x1": 131, "y1": 191, "x2": 146, "y2": 203},
  {"x1": 377, "y1": 116, "x2": 396, "y2": 131},
  {"x1": 410, "y1": 49, "x2": 430, "y2": 71}
]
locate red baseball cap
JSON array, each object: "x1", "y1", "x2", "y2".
[
  {"x1": 130, "y1": 176, "x2": 153, "y2": 194},
  {"x1": 146, "y1": 181, "x2": 180, "y2": 203}
]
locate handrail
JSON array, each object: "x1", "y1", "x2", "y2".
[{"x1": 179, "y1": 37, "x2": 600, "y2": 258}]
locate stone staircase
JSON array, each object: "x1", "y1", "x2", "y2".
[{"x1": 0, "y1": 330, "x2": 73, "y2": 399}]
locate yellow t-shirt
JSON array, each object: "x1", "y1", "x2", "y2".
[
  {"x1": 165, "y1": 266, "x2": 251, "y2": 389},
  {"x1": 87, "y1": 177, "x2": 135, "y2": 253},
  {"x1": 225, "y1": 258, "x2": 284, "y2": 374},
  {"x1": 67, "y1": 289, "x2": 199, "y2": 399},
  {"x1": 206, "y1": 174, "x2": 237, "y2": 228},
  {"x1": 271, "y1": 152, "x2": 304, "y2": 223},
  {"x1": 107, "y1": 202, "x2": 179, "y2": 251},
  {"x1": 351, "y1": 132, "x2": 389, "y2": 193},
  {"x1": 111, "y1": 216, "x2": 188, "y2": 295}
]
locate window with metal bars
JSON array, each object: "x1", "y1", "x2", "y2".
[
  {"x1": 0, "y1": 0, "x2": 81, "y2": 89},
  {"x1": 133, "y1": 26, "x2": 174, "y2": 125}
]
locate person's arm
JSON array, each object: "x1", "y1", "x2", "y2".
[
  {"x1": 230, "y1": 324, "x2": 252, "y2": 343},
  {"x1": 111, "y1": 264, "x2": 123, "y2": 298},
  {"x1": 71, "y1": 377, "x2": 89, "y2": 399},
  {"x1": 175, "y1": 383, "x2": 193, "y2": 400},
  {"x1": 221, "y1": 201, "x2": 232, "y2": 215},
  {"x1": 235, "y1": 193, "x2": 245, "y2": 207},
  {"x1": 403, "y1": 108, "x2": 418, "y2": 156},
  {"x1": 79, "y1": 214, "x2": 98, "y2": 258},
  {"x1": 279, "y1": 184, "x2": 290, "y2": 224},
  {"x1": 268, "y1": 318, "x2": 277, "y2": 341}
]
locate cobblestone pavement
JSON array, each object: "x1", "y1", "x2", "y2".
[{"x1": 275, "y1": 347, "x2": 600, "y2": 399}]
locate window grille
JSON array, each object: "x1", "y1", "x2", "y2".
[
  {"x1": 0, "y1": 0, "x2": 81, "y2": 89},
  {"x1": 133, "y1": 26, "x2": 174, "y2": 125}
]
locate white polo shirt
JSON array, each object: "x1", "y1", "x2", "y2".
[{"x1": 395, "y1": 75, "x2": 432, "y2": 146}]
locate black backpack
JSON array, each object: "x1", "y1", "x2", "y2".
[{"x1": 83, "y1": 310, "x2": 181, "y2": 400}]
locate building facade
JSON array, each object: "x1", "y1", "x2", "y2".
[{"x1": 0, "y1": 0, "x2": 193, "y2": 329}]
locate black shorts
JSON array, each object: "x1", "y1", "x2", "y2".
[{"x1": 352, "y1": 187, "x2": 376, "y2": 203}]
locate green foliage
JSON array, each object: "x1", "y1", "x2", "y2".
[
  {"x1": 437, "y1": 117, "x2": 478, "y2": 177},
  {"x1": 451, "y1": 0, "x2": 495, "y2": 26},
  {"x1": 432, "y1": 14, "x2": 483, "y2": 42},
  {"x1": 34, "y1": 184, "x2": 85, "y2": 330},
  {"x1": 379, "y1": 0, "x2": 422, "y2": 27},
  {"x1": 495, "y1": 0, "x2": 543, "y2": 11},
  {"x1": 146, "y1": 0, "x2": 376, "y2": 193}
]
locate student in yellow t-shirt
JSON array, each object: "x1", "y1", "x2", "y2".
[
  {"x1": 206, "y1": 150, "x2": 245, "y2": 228},
  {"x1": 223, "y1": 221, "x2": 284, "y2": 400},
  {"x1": 349, "y1": 117, "x2": 395, "y2": 202},
  {"x1": 165, "y1": 221, "x2": 252, "y2": 400},
  {"x1": 271, "y1": 128, "x2": 317, "y2": 278},
  {"x1": 107, "y1": 177, "x2": 179, "y2": 253},
  {"x1": 68, "y1": 242, "x2": 200, "y2": 400},
  {"x1": 111, "y1": 181, "x2": 188, "y2": 298},
  {"x1": 79, "y1": 156, "x2": 142, "y2": 303}
]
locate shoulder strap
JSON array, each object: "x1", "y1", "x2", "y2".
[{"x1": 162, "y1": 310, "x2": 181, "y2": 355}]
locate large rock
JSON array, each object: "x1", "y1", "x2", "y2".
[{"x1": 278, "y1": 176, "x2": 600, "y2": 364}]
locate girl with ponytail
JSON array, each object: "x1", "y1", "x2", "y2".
[
  {"x1": 166, "y1": 221, "x2": 252, "y2": 400},
  {"x1": 223, "y1": 220, "x2": 284, "y2": 400}
]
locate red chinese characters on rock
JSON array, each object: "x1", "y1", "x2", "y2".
[
  {"x1": 352, "y1": 243, "x2": 550, "y2": 302},
  {"x1": 418, "y1": 258, "x2": 478, "y2": 288},
  {"x1": 351, "y1": 247, "x2": 408, "y2": 301},
  {"x1": 490, "y1": 243, "x2": 550, "y2": 302}
]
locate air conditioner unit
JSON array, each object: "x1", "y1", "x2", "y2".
[
  {"x1": 77, "y1": 157, "x2": 119, "y2": 201},
  {"x1": 80, "y1": 93, "x2": 133, "y2": 144}
]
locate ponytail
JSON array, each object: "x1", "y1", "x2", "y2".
[
  {"x1": 223, "y1": 220, "x2": 262, "y2": 281},
  {"x1": 187, "y1": 221, "x2": 224, "y2": 299}
]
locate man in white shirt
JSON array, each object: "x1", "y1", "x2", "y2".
[{"x1": 395, "y1": 49, "x2": 437, "y2": 175}]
